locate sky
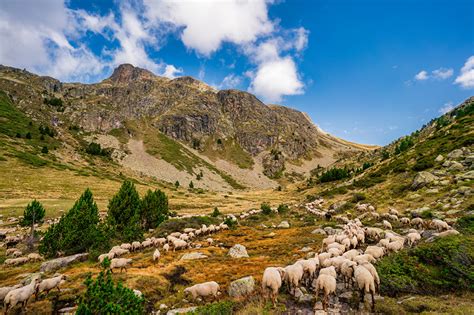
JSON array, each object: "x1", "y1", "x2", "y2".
[{"x1": 0, "y1": 0, "x2": 473, "y2": 145}]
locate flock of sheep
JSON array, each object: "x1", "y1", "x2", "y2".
[{"x1": 1, "y1": 198, "x2": 461, "y2": 313}]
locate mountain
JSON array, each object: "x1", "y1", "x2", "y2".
[{"x1": 0, "y1": 64, "x2": 373, "y2": 190}]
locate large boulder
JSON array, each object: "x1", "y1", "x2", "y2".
[
  {"x1": 180, "y1": 252, "x2": 208, "y2": 260},
  {"x1": 228, "y1": 276, "x2": 255, "y2": 298},
  {"x1": 447, "y1": 149, "x2": 463, "y2": 159},
  {"x1": 228, "y1": 244, "x2": 249, "y2": 258},
  {"x1": 449, "y1": 161, "x2": 464, "y2": 171},
  {"x1": 412, "y1": 172, "x2": 438, "y2": 190},
  {"x1": 40, "y1": 253, "x2": 88, "y2": 273},
  {"x1": 277, "y1": 221, "x2": 290, "y2": 229}
]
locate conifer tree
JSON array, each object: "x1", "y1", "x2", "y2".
[{"x1": 140, "y1": 189, "x2": 169, "y2": 229}]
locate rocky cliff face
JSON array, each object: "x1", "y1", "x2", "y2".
[{"x1": 0, "y1": 64, "x2": 367, "y2": 176}]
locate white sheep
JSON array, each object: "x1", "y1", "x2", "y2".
[
  {"x1": 411, "y1": 217, "x2": 424, "y2": 228},
  {"x1": 434, "y1": 230, "x2": 460, "y2": 238},
  {"x1": 183, "y1": 281, "x2": 220, "y2": 301},
  {"x1": 400, "y1": 217, "x2": 410, "y2": 225},
  {"x1": 352, "y1": 265, "x2": 376, "y2": 311},
  {"x1": 284, "y1": 263, "x2": 304, "y2": 295},
  {"x1": 153, "y1": 249, "x2": 160, "y2": 264},
  {"x1": 98, "y1": 252, "x2": 115, "y2": 263},
  {"x1": 383, "y1": 220, "x2": 392, "y2": 230},
  {"x1": 318, "y1": 266, "x2": 337, "y2": 278},
  {"x1": 0, "y1": 284, "x2": 21, "y2": 302},
  {"x1": 406, "y1": 232, "x2": 421, "y2": 247},
  {"x1": 342, "y1": 249, "x2": 361, "y2": 261},
  {"x1": 431, "y1": 219, "x2": 450, "y2": 231},
  {"x1": 35, "y1": 275, "x2": 66, "y2": 298},
  {"x1": 131, "y1": 241, "x2": 142, "y2": 251},
  {"x1": 206, "y1": 238, "x2": 214, "y2": 246},
  {"x1": 365, "y1": 246, "x2": 385, "y2": 259},
  {"x1": 27, "y1": 253, "x2": 43, "y2": 262},
  {"x1": 110, "y1": 258, "x2": 132, "y2": 273},
  {"x1": 172, "y1": 239, "x2": 188, "y2": 251},
  {"x1": 340, "y1": 260, "x2": 357, "y2": 288},
  {"x1": 359, "y1": 262, "x2": 380, "y2": 293},
  {"x1": 296, "y1": 259, "x2": 318, "y2": 286},
  {"x1": 313, "y1": 274, "x2": 336, "y2": 311},
  {"x1": 4, "y1": 257, "x2": 29, "y2": 266},
  {"x1": 120, "y1": 243, "x2": 132, "y2": 250},
  {"x1": 389, "y1": 208, "x2": 399, "y2": 216},
  {"x1": 141, "y1": 239, "x2": 153, "y2": 248},
  {"x1": 4, "y1": 277, "x2": 40, "y2": 313},
  {"x1": 353, "y1": 254, "x2": 376, "y2": 264},
  {"x1": 385, "y1": 240, "x2": 404, "y2": 252},
  {"x1": 262, "y1": 267, "x2": 285, "y2": 306},
  {"x1": 163, "y1": 243, "x2": 170, "y2": 252}
]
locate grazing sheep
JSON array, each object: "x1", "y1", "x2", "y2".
[
  {"x1": 318, "y1": 252, "x2": 332, "y2": 267},
  {"x1": 389, "y1": 208, "x2": 399, "y2": 216},
  {"x1": 131, "y1": 241, "x2": 142, "y2": 251},
  {"x1": 406, "y1": 232, "x2": 421, "y2": 247},
  {"x1": 296, "y1": 259, "x2": 318, "y2": 286},
  {"x1": 327, "y1": 247, "x2": 343, "y2": 257},
  {"x1": 342, "y1": 249, "x2": 361, "y2": 261},
  {"x1": 98, "y1": 252, "x2": 115, "y2": 263},
  {"x1": 6, "y1": 248, "x2": 18, "y2": 256},
  {"x1": 171, "y1": 239, "x2": 188, "y2": 251},
  {"x1": 153, "y1": 249, "x2": 160, "y2": 264},
  {"x1": 318, "y1": 266, "x2": 337, "y2": 278},
  {"x1": 120, "y1": 243, "x2": 132, "y2": 250},
  {"x1": 284, "y1": 263, "x2": 305, "y2": 295},
  {"x1": 141, "y1": 240, "x2": 153, "y2": 248},
  {"x1": 11, "y1": 250, "x2": 23, "y2": 258},
  {"x1": 386, "y1": 240, "x2": 404, "y2": 252},
  {"x1": 155, "y1": 238, "x2": 166, "y2": 247},
  {"x1": 109, "y1": 247, "x2": 129, "y2": 257},
  {"x1": 327, "y1": 242, "x2": 345, "y2": 252},
  {"x1": 434, "y1": 229, "x2": 460, "y2": 238},
  {"x1": 352, "y1": 265, "x2": 376, "y2": 311},
  {"x1": 27, "y1": 253, "x2": 43, "y2": 262},
  {"x1": 4, "y1": 277, "x2": 40, "y2": 313},
  {"x1": 377, "y1": 238, "x2": 390, "y2": 247},
  {"x1": 163, "y1": 244, "x2": 170, "y2": 252},
  {"x1": 313, "y1": 274, "x2": 336, "y2": 311},
  {"x1": 411, "y1": 217, "x2": 424, "y2": 228},
  {"x1": 262, "y1": 267, "x2": 286, "y2": 306},
  {"x1": 431, "y1": 219, "x2": 450, "y2": 231},
  {"x1": 110, "y1": 258, "x2": 132, "y2": 273},
  {"x1": 365, "y1": 246, "x2": 385, "y2": 259},
  {"x1": 353, "y1": 254, "x2": 376, "y2": 264},
  {"x1": 4, "y1": 257, "x2": 29, "y2": 266},
  {"x1": 206, "y1": 238, "x2": 214, "y2": 246},
  {"x1": 365, "y1": 227, "x2": 383, "y2": 241},
  {"x1": 35, "y1": 275, "x2": 66, "y2": 298},
  {"x1": 184, "y1": 281, "x2": 220, "y2": 301},
  {"x1": 400, "y1": 217, "x2": 410, "y2": 225},
  {"x1": 0, "y1": 284, "x2": 21, "y2": 302},
  {"x1": 383, "y1": 220, "x2": 392, "y2": 230},
  {"x1": 359, "y1": 262, "x2": 380, "y2": 293},
  {"x1": 340, "y1": 260, "x2": 357, "y2": 288}
]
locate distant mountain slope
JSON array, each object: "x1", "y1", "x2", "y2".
[{"x1": 0, "y1": 64, "x2": 371, "y2": 190}]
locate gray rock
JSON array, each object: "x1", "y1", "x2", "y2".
[
  {"x1": 300, "y1": 247, "x2": 312, "y2": 252},
  {"x1": 40, "y1": 253, "x2": 88, "y2": 273},
  {"x1": 311, "y1": 228, "x2": 326, "y2": 235},
  {"x1": 263, "y1": 232, "x2": 276, "y2": 238},
  {"x1": 277, "y1": 221, "x2": 290, "y2": 228},
  {"x1": 180, "y1": 252, "x2": 208, "y2": 260},
  {"x1": 228, "y1": 276, "x2": 255, "y2": 298},
  {"x1": 448, "y1": 149, "x2": 463, "y2": 159},
  {"x1": 408, "y1": 193, "x2": 421, "y2": 200},
  {"x1": 412, "y1": 172, "x2": 438, "y2": 190},
  {"x1": 228, "y1": 244, "x2": 249, "y2": 258},
  {"x1": 58, "y1": 307, "x2": 77, "y2": 315},
  {"x1": 294, "y1": 287, "x2": 304, "y2": 298},
  {"x1": 338, "y1": 291, "x2": 354, "y2": 303},
  {"x1": 167, "y1": 307, "x2": 197, "y2": 315},
  {"x1": 459, "y1": 170, "x2": 474, "y2": 180},
  {"x1": 298, "y1": 293, "x2": 315, "y2": 304},
  {"x1": 449, "y1": 161, "x2": 464, "y2": 171},
  {"x1": 435, "y1": 155, "x2": 444, "y2": 162},
  {"x1": 426, "y1": 188, "x2": 439, "y2": 194},
  {"x1": 439, "y1": 179, "x2": 450, "y2": 186}
]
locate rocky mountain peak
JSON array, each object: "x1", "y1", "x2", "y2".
[{"x1": 108, "y1": 64, "x2": 156, "y2": 83}]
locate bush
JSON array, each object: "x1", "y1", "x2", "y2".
[
  {"x1": 76, "y1": 270, "x2": 145, "y2": 314},
  {"x1": 15, "y1": 132, "x2": 21, "y2": 138},
  {"x1": 211, "y1": 207, "x2": 221, "y2": 217},
  {"x1": 189, "y1": 181, "x2": 194, "y2": 189},
  {"x1": 376, "y1": 235, "x2": 474, "y2": 296},
  {"x1": 277, "y1": 204, "x2": 289, "y2": 213},
  {"x1": 223, "y1": 217, "x2": 238, "y2": 229},
  {"x1": 140, "y1": 189, "x2": 169, "y2": 230},
  {"x1": 156, "y1": 216, "x2": 219, "y2": 236},
  {"x1": 189, "y1": 301, "x2": 235, "y2": 315},
  {"x1": 395, "y1": 136, "x2": 414, "y2": 154},
  {"x1": 261, "y1": 203, "x2": 272, "y2": 215},
  {"x1": 25, "y1": 132, "x2": 32, "y2": 139},
  {"x1": 456, "y1": 214, "x2": 474, "y2": 234},
  {"x1": 107, "y1": 180, "x2": 143, "y2": 242},
  {"x1": 351, "y1": 193, "x2": 366, "y2": 203},
  {"x1": 20, "y1": 200, "x2": 45, "y2": 227},
  {"x1": 85, "y1": 142, "x2": 110, "y2": 157},
  {"x1": 41, "y1": 146, "x2": 49, "y2": 154},
  {"x1": 39, "y1": 189, "x2": 106, "y2": 257},
  {"x1": 175, "y1": 180, "x2": 180, "y2": 188},
  {"x1": 319, "y1": 167, "x2": 350, "y2": 183}
]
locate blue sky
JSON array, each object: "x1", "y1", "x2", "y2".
[{"x1": 0, "y1": 0, "x2": 472, "y2": 145}]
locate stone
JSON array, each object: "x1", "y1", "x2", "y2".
[
  {"x1": 311, "y1": 228, "x2": 326, "y2": 235},
  {"x1": 408, "y1": 193, "x2": 421, "y2": 200},
  {"x1": 447, "y1": 149, "x2": 463, "y2": 159},
  {"x1": 449, "y1": 161, "x2": 464, "y2": 171},
  {"x1": 426, "y1": 188, "x2": 439, "y2": 194},
  {"x1": 459, "y1": 170, "x2": 474, "y2": 180},
  {"x1": 457, "y1": 186, "x2": 472, "y2": 195},
  {"x1": 167, "y1": 307, "x2": 197, "y2": 315},
  {"x1": 20, "y1": 273, "x2": 42, "y2": 285},
  {"x1": 58, "y1": 307, "x2": 77, "y2": 315},
  {"x1": 277, "y1": 221, "x2": 290, "y2": 228},
  {"x1": 160, "y1": 304, "x2": 168, "y2": 310},
  {"x1": 300, "y1": 246, "x2": 312, "y2": 252},
  {"x1": 412, "y1": 172, "x2": 438, "y2": 190},
  {"x1": 40, "y1": 253, "x2": 88, "y2": 273},
  {"x1": 338, "y1": 291, "x2": 354, "y2": 303},
  {"x1": 439, "y1": 179, "x2": 450, "y2": 186},
  {"x1": 227, "y1": 276, "x2": 255, "y2": 298},
  {"x1": 180, "y1": 252, "x2": 208, "y2": 260},
  {"x1": 263, "y1": 232, "x2": 276, "y2": 238},
  {"x1": 298, "y1": 294, "x2": 315, "y2": 304},
  {"x1": 294, "y1": 287, "x2": 304, "y2": 298},
  {"x1": 228, "y1": 244, "x2": 249, "y2": 258},
  {"x1": 435, "y1": 154, "x2": 444, "y2": 162}
]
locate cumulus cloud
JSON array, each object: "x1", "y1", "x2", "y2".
[
  {"x1": 162, "y1": 64, "x2": 182, "y2": 78},
  {"x1": 143, "y1": 0, "x2": 273, "y2": 56},
  {"x1": 414, "y1": 70, "x2": 429, "y2": 81},
  {"x1": 218, "y1": 74, "x2": 242, "y2": 89},
  {"x1": 439, "y1": 101, "x2": 454, "y2": 114},
  {"x1": 454, "y1": 56, "x2": 474, "y2": 88},
  {"x1": 432, "y1": 68, "x2": 453, "y2": 79}
]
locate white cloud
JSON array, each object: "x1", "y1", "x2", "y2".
[
  {"x1": 454, "y1": 56, "x2": 474, "y2": 88},
  {"x1": 439, "y1": 101, "x2": 454, "y2": 114},
  {"x1": 294, "y1": 27, "x2": 309, "y2": 52},
  {"x1": 162, "y1": 65, "x2": 182, "y2": 78},
  {"x1": 414, "y1": 70, "x2": 429, "y2": 81},
  {"x1": 218, "y1": 74, "x2": 242, "y2": 89},
  {"x1": 249, "y1": 56, "x2": 303, "y2": 103},
  {"x1": 432, "y1": 68, "x2": 453, "y2": 80},
  {"x1": 144, "y1": 0, "x2": 273, "y2": 56}
]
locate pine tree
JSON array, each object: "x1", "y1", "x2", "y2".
[
  {"x1": 41, "y1": 146, "x2": 48, "y2": 154},
  {"x1": 189, "y1": 181, "x2": 194, "y2": 189},
  {"x1": 107, "y1": 180, "x2": 142, "y2": 241},
  {"x1": 21, "y1": 200, "x2": 46, "y2": 244},
  {"x1": 174, "y1": 180, "x2": 180, "y2": 188},
  {"x1": 140, "y1": 189, "x2": 169, "y2": 229}
]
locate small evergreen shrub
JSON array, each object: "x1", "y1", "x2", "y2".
[{"x1": 261, "y1": 203, "x2": 272, "y2": 215}]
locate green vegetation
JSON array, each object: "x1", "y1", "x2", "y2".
[
  {"x1": 20, "y1": 199, "x2": 45, "y2": 227},
  {"x1": 261, "y1": 203, "x2": 272, "y2": 215},
  {"x1": 376, "y1": 235, "x2": 474, "y2": 296},
  {"x1": 154, "y1": 216, "x2": 219, "y2": 236},
  {"x1": 140, "y1": 189, "x2": 169, "y2": 230},
  {"x1": 107, "y1": 180, "x2": 143, "y2": 242},
  {"x1": 319, "y1": 167, "x2": 350, "y2": 183},
  {"x1": 277, "y1": 203, "x2": 289, "y2": 213},
  {"x1": 39, "y1": 189, "x2": 106, "y2": 257},
  {"x1": 189, "y1": 181, "x2": 194, "y2": 189},
  {"x1": 189, "y1": 301, "x2": 235, "y2": 314},
  {"x1": 77, "y1": 269, "x2": 145, "y2": 314},
  {"x1": 85, "y1": 142, "x2": 111, "y2": 157},
  {"x1": 394, "y1": 136, "x2": 414, "y2": 154},
  {"x1": 174, "y1": 180, "x2": 180, "y2": 188},
  {"x1": 41, "y1": 146, "x2": 49, "y2": 154},
  {"x1": 201, "y1": 137, "x2": 254, "y2": 169},
  {"x1": 211, "y1": 207, "x2": 221, "y2": 217}
]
